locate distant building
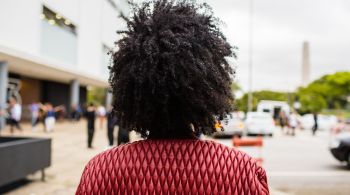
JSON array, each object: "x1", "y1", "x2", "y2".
[
  {"x1": 0, "y1": 0, "x2": 128, "y2": 129},
  {"x1": 301, "y1": 41, "x2": 311, "y2": 86}
]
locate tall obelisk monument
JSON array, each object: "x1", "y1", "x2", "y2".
[{"x1": 302, "y1": 41, "x2": 311, "y2": 86}]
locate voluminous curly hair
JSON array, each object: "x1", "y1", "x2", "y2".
[{"x1": 109, "y1": 0, "x2": 235, "y2": 139}]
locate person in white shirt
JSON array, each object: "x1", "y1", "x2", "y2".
[
  {"x1": 9, "y1": 97, "x2": 22, "y2": 133},
  {"x1": 97, "y1": 105, "x2": 106, "y2": 130},
  {"x1": 288, "y1": 111, "x2": 299, "y2": 136}
]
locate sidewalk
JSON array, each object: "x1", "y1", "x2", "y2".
[
  {"x1": 1, "y1": 120, "x2": 140, "y2": 195},
  {"x1": 1, "y1": 121, "x2": 287, "y2": 195}
]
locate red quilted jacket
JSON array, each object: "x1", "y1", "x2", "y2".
[{"x1": 76, "y1": 139, "x2": 269, "y2": 195}]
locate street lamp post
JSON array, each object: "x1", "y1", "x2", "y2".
[{"x1": 247, "y1": 0, "x2": 254, "y2": 112}]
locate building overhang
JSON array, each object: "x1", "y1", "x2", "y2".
[{"x1": 0, "y1": 45, "x2": 108, "y2": 88}]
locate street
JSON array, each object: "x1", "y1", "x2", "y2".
[
  {"x1": 215, "y1": 130, "x2": 350, "y2": 195},
  {"x1": 1, "y1": 122, "x2": 350, "y2": 195}
]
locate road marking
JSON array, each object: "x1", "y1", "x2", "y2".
[{"x1": 268, "y1": 171, "x2": 350, "y2": 177}]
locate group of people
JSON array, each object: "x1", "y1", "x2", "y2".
[
  {"x1": 0, "y1": 98, "x2": 64, "y2": 133},
  {"x1": 279, "y1": 110, "x2": 299, "y2": 136},
  {"x1": 83, "y1": 104, "x2": 130, "y2": 149},
  {"x1": 29, "y1": 102, "x2": 64, "y2": 132},
  {"x1": 279, "y1": 110, "x2": 319, "y2": 136},
  {"x1": 30, "y1": 101, "x2": 131, "y2": 149},
  {"x1": 1, "y1": 97, "x2": 129, "y2": 148}
]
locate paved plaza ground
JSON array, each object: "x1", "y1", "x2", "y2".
[
  {"x1": 0, "y1": 120, "x2": 141, "y2": 195},
  {"x1": 0, "y1": 120, "x2": 349, "y2": 195}
]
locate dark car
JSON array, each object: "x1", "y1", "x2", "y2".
[{"x1": 329, "y1": 120, "x2": 350, "y2": 168}]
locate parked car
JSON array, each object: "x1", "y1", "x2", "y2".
[
  {"x1": 329, "y1": 119, "x2": 350, "y2": 168},
  {"x1": 245, "y1": 112, "x2": 275, "y2": 136},
  {"x1": 213, "y1": 112, "x2": 244, "y2": 138},
  {"x1": 257, "y1": 100, "x2": 290, "y2": 120},
  {"x1": 300, "y1": 114, "x2": 337, "y2": 131}
]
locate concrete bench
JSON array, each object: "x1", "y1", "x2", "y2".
[{"x1": 0, "y1": 137, "x2": 51, "y2": 187}]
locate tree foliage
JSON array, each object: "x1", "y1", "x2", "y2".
[
  {"x1": 87, "y1": 87, "x2": 107, "y2": 105},
  {"x1": 234, "y1": 72, "x2": 350, "y2": 113},
  {"x1": 297, "y1": 71, "x2": 350, "y2": 113}
]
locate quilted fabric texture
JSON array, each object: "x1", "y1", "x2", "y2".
[{"x1": 76, "y1": 139, "x2": 269, "y2": 195}]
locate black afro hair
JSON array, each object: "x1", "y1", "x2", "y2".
[{"x1": 109, "y1": 0, "x2": 235, "y2": 139}]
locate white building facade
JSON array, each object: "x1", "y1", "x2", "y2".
[{"x1": 0, "y1": 0, "x2": 128, "y2": 129}]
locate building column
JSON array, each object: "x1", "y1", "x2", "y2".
[
  {"x1": 105, "y1": 90, "x2": 113, "y2": 110},
  {"x1": 70, "y1": 79, "x2": 80, "y2": 107},
  {"x1": 0, "y1": 62, "x2": 8, "y2": 131}
]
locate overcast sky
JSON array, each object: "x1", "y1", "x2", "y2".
[
  {"x1": 196, "y1": 0, "x2": 350, "y2": 92},
  {"x1": 127, "y1": 0, "x2": 350, "y2": 92}
]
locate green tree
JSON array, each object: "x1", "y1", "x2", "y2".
[
  {"x1": 87, "y1": 87, "x2": 107, "y2": 105},
  {"x1": 235, "y1": 72, "x2": 350, "y2": 113},
  {"x1": 297, "y1": 87, "x2": 327, "y2": 113},
  {"x1": 297, "y1": 71, "x2": 350, "y2": 112},
  {"x1": 231, "y1": 82, "x2": 241, "y2": 91}
]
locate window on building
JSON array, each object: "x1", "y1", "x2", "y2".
[
  {"x1": 41, "y1": 6, "x2": 76, "y2": 35},
  {"x1": 40, "y1": 6, "x2": 78, "y2": 65}
]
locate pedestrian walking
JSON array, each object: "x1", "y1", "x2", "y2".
[
  {"x1": 29, "y1": 102, "x2": 39, "y2": 131},
  {"x1": 84, "y1": 103, "x2": 96, "y2": 149},
  {"x1": 312, "y1": 112, "x2": 318, "y2": 136},
  {"x1": 70, "y1": 104, "x2": 82, "y2": 122},
  {"x1": 97, "y1": 105, "x2": 106, "y2": 130},
  {"x1": 38, "y1": 104, "x2": 46, "y2": 131},
  {"x1": 76, "y1": 105, "x2": 82, "y2": 121},
  {"x1": 107, "y1": 108, "x2": 118, "y2": 146},
  {"x1": 279, "y1": 110, "x2": 288, "y2": 133},
  {"x1": 287, "y1": 111, "x2": 298, "y2": 136},
  {"x1": 8, "y1": 97, "x2": 22, "y2": 133},
  {"x1": 41, "y1": 103, "x2": 62, "y2": 132}
]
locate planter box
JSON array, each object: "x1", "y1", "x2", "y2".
[{"x1": 0, "y1": 137, "x2": 51, "y2": 187}]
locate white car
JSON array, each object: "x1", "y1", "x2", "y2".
[
  {"x1": 300, "y1": 114, "x2": 337, "y2": 131},
  {"x1": 213, "y1": 112, "x2": 244, "y2": 138},
  {"x1": 245, "y1": 112, "x2": 275, "y2": 136}
]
